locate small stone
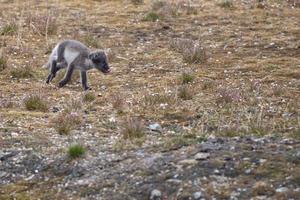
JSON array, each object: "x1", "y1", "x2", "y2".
[
  {"x1": 52, "y1": 106, "x2": 60, "y2": 113},
  {"x1": 259, "y1": 159, "x2": 267, "y2": 164},
  {"x1": 148, "y1": 123, "x2": 162, "y2": 132},
  {"x1": 194, "y1": 152, "x2": 210, "y2": 160},
  {"x1": 178, "y1": 159, "x2": 198, "y2": 165},
  {"x1": 276, "y1": 187, "x2": 288, "y2": 193},
  {"x1": 109, "y1": 116, "x2": 116, "y2": 123},
  {"x1": 166, "y1": 179, "x2": 182, "y2": 184},
  {"x1": 150, "y1": 189, "x2": 161, "y2": 200},
  {"x1": 193, "y1": 191, "x2": 202, "y2": 199},
  {"x1": 214, "y1": 169, "x2": 220, "y2": 174},
  {"x1": 0, "y1": 171, "x2": 7, "y2": 178}
]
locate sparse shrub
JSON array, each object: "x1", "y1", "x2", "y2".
[
  {"x1": 181, "y1": 2, "x2": 198, "y2": 15},
  {"x1": 0, "y1": 54, "x2": 7, "y2": 71},
  {"x1": 170, "y1": 39, "x2": 206, "y2": 64},
  {"x1": 182, "y1": 45, "x2": 206, "y2": 64},
  {"x1": 68, "y1": 144, "x2": 85, "y2": 159},
  {"x1": 150, "y1": 0, "x2": 197, "y2": 19},
  {"x1": 26, "y1": 13, "x2": 57, "y2": 36},
  {"x1": 218, "y1": 0, "x2": 234, "y2": 8},
  {"x1": 1, "y1": 22, "x2": 17, "y2": 36},
  {"x1": 252, "y1": 181, "x2": 275, "y2": 196},
  {"x1": 24, "y1": 95, "x2": 48, "y2": 112},
  {"x1": 151, "y1": 0, "x2": 167, "y2": 10},
  {"x1": 83, "y1": 92, "x2": 96, "y2": 102},
  {"x1": 121, "y1": 118, "x2": 145, "y2": 139},
  {"x1": 131, "y1": 0, "x2": 144, "y2": 5},
  {"x1": 180, "y1": 72, "x2": 195, "y2": 84},
  {"x1": 10, "y1": 66, "x2": 34, "y2": 79},
  {"x1": 143, "y1": 12, "x2": 160, "y2": 22},
  {"x1": 64, "y1": 98, "x2": 83, "y2": 112},
  {"x1": 111, "y1": 94, "x2": 125, "y2": 112},
  {"x1": 291, "y1": 128, "x2": 300, "y2": 139},
  {"x1": 216, "y1": 87, "x2": 243, "y2": 104},
  {"x1": 52, "y1": 112, "x2": 82, "y2": 134},
  {"x1": 178, "y1": 85, "x2": 194, "y2": 100},
  {"x1": 201, "y1": 79, "x2": 214, "y2": 90}
]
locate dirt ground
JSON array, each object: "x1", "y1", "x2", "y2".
[{"x1": 0, "y1": 0, "x2": 299, "y2": 199}]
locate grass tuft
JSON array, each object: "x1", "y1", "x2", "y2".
[
  {"x1": 131, "y1": 0, "x2": 144, "y2": 5},
  {"x1": 111, "y1": 93, "x2": 125, "y2": 113},
  {"x1": 0, "y1": 54, "x2": 7, "y2": 71},
  {"x1": 143, "y1": 12, "x2": 160, "y2": 22},
  {"x1": 170, "y1": 39, "x2": 206, "y2": 64},
  {"x1": 83, "y1": 92, "x2": 96, "y2": 102},
  {"x1": 121, "y1": 118, "x2": 145, "y2": 139},
  {"x1": 52, "y1": 112, "x2": 82, "y2": 135},
  {"x1": 218, "y1": 0, "x2": 234, "y2": 8},
  {"x1": 180, "y1": 72, "x2": 195, "y2": 84},
  {"x1": 178, "y1": 85, "x2": 194, "y2": 100},
  {"x1": 24, "y1": 95, "x2": 48, "y2": 112},
  {"x1": 68, "y1": 144, "x2": 85, "y2": 159},
  {"x1": 1, "y1": 22, "x2": 17, "y2": 36},
  {"x1": 216, "y1": 87, "x2": 243, "y2": 104}
]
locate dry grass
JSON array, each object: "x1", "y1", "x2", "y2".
[
  {"x1": 180, "y1": 72, "x2": 195, "y2": 85},
  {"x1": 26, "y1": 12, "x2": 58, "y2": 36},
  {"x1": 52, "y1": 112, "x2": 82, "y2": 135},
  {"x1": 131, "y1": 0, "x2": 144, "y2": 5},
  {"x1": 10, "y1": 66, "x2": 35, "y2": 79},
  {"x1": 170, "y1": 38, "x2": 206, "y2": 64},
  {"x1": 178, "y1": 85, "x2": 194, "y2": 100},
  {"x1": 121, "y1": 118, "x2": 145, "y2": 139},
  {"x1": 217, "y1": 0, "x2": 234, "y2": 9},
  {"x1": 111, "y1": 93, "x2": 125, "y2": 112},
  {"x1": 0, "y1": 54, "x2": 7, "y2": 71}
]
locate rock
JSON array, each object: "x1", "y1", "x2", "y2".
[
  {"x1": 276, "y1": 187, "x2": 288, "y2": 193},
  {"x1": 200, "y1": 143, "x2": 221, "y2": 152},
  {"x1": 148, "y1": 123, "x2": 162, "y2": 132},
  {"x1": 150, "y1": 189, "x2": 162, "y2": 200},
  {"x1": 295, "y1": 151, "x2": 300, "y2": 159},
  {"x1": 194, "y1": 152, "x2": 210, "y2": 160},
  {"x1": 178, "y1": 159, "x2": 198, "y2": 165},
  {"x1": 193, "y1": 191, "x2": 202, "y2": 199},
  {"x1": 0, "y1": 171, "x2": 7, "y2": 178}
]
